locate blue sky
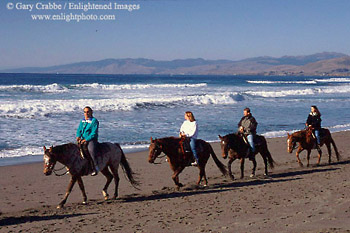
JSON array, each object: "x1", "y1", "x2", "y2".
[{"x1": 1, "y1": 0, "x2": 350, "y2": 69}]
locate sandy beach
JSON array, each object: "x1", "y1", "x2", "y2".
[{"x1": 1, "y1": 131, "x2": 350, "y2": 232}]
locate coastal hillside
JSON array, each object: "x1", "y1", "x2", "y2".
[{"x1": 2, "y1": 52, "x2": 349, "y2": 76}]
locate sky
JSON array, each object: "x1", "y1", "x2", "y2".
[{"x1": 1, "y1": 0, "x2": 350, "y2": 69}]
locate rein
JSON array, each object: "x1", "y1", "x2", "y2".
[
  {"x1": 152, "y1": 154, "x2": 167, "y2": 164},
  {"x1": 53, "y1": 164, "x2": 69, "y2": 176}
]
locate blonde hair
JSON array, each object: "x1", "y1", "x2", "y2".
[{"x1": 185, "y1": 111, "x2": 196, "y2": 122}]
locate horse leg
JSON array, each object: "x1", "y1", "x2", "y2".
[
  {"x1": 228, "y1": 157, "x2": 235, "y2": 180},
  {"x1": 250, "y1": 158, "x2": 257, "y2": 178},
  {"x1": 240, "y1": 158, "x2": 245, "y2": 179},
  {"x1": 76, "y1": 176, "x2": 87, "y2": 205},
  {"x1": 172, "y1": 166, "x2": 185, "y2": 190},
  {"x1": 316, "y1": 148, "x2": 322, "y2": 166},
  {"x1": 197, "y1": 165, "x2": 208, "y2": 186},
  {"x1": 58, "y1": 176, "x2": 77, "y2": 209},
  {"x1": 101, "y1": 167, "x2": 114, "y2": 200},
  {"x1": 261, "y1": 153, "x2": 269, "y2": 176},
  {"x1": 109, "y1": 166, "x2": 120, "y2": 199},
  {"x1": 296, "y1": 147, "x2": 304, "y2": 167},
  {"x1": 325, "y1": 142, "x2": 332, "y2": 164}
]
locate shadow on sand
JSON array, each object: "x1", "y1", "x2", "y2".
[
  {"x1": 119, "y1": 161, "x2": 346, "y2": 204},
  {"x1": 0, "y1": 212, "x2": 93, "y2": 227}
]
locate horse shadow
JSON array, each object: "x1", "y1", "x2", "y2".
[
  {"x1": 0, "y1": 213, "x2": 93, "y2": 227},
  {"x1": 119, "y1": 176, "x2": 300, "y2": 203},
  {"x1": 119, "y1": 159, "x2": 349, "y2": 203}
]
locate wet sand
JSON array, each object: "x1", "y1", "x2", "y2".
[{"x1": 1, "y1": 131, "x2": 350, "y2": 232}]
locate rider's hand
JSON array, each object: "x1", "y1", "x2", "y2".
[
  {"x1": 76, "y1": 137, "x2": 81, "y2": 143},
  {"x1": 81, "y1": 139, "x2": 87, "y2": 144}
]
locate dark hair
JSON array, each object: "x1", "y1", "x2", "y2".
[
  {"x1": 244, "y1": 107, "x2": 251, "y2": 113},
  {"x1": 311, "y1": 105, "x2": 321, "y2": 116},
  {"x1": 84, "y1": 106, "x2": 93, "y2": 112}
]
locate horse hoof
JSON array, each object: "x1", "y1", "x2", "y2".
[
  {"x1": 298, "y1": 163, "x2": 304, "y2": 167},
  {"x1": 57, "y1": 205, "x2": 63, "y2": 209},
  {"x1": 250, "y1": 174, "x2": 255, "y2": 178}
]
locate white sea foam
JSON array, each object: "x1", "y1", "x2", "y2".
[
  {"x1": 247, "y1": 85, "x2": 350, "y2": 97},
  {"x1": 72, "y1": 83, "x2": 207, "y2": 90},
  {"x1": 0, "y1": 146, "x2": 43, "y2": 158},
  {"x1": 247, "y1": 80, "x2": 317, "y2": 84},
  {"x1": 0, "y1": 93, "x2": 243, "y2": 118},
  {"x1": 314, "y1": 78, "x2": 350, "y2": 83},
  {"x1": 0, "y1": 83, "x2": 68, "y2": 93}
]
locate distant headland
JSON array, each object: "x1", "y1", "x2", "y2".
[{"x1": 2, "y1": 52, "x2": 350, "y2": 76}]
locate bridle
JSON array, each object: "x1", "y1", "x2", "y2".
[
  {"x1": 44, "y1": 152, "x2": 69, "y2": 176},
  {"x1": 287, "y1": 137, "x2": 297, "y2": 152},
  {"x1": 150, "y1": 142, "x2": 166, "y2": 164}
]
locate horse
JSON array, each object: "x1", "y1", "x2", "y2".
[
  {"x1": 218, "y1": 133, "x2": 275, "y2": 180},
  {"x1": 287, "y1": 128, "x2": 340, "y2": 167},
  {"x1": 148, "y1": 137, "x2": 228, "y2": 189},
  {"x1": 43, "y1": 142, "x2": 139, "y2": 208}
]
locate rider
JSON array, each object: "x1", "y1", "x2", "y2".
[
  {"x1": 306, "y1": 105, "x2": 322, "y2": 149},
  {"x1": 238, "y1": 107, "x2": 258, "y2": 160},
  {"x1": 76, "y1": 106, "x2": 99, "y2": 176},
  {"x1": 179, "y1": 111, "x2": 199, "y2": 166}
]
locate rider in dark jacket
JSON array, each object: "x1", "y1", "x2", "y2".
[
  {"x1": 238, "y1": 107, "x2": 258, "y2": 159},
  {"x1": 306, "y1": 105, "x2": 322, "y2": 146}
]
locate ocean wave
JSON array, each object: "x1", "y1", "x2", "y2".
[
  {"x1": 314, "y1": 78, "x2": 350, "y2": 83},
  {"x1": 0, "y1": 93, "x2": 243, "y2": 118},
  {"x1": 247, "y1": 80, "x2": 317, "y2": 84},
  {"x1": 72, "y1": 83, "x2": 208, "y2": 90},
  {"x1": 0, "y1": 83, "x2": 68, "y2": 93},
  {"x1": 0, "y1": 146, "x2": 43, "y2": 158},
  {"x1": 246, "y1": 85, "x2": 350, "y2": 97}
]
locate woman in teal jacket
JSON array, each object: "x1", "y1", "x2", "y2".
[{"x1": 76, "y1": 106, "x2": 99, "y2": 175}]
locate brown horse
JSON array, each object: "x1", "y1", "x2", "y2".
[
  {"x1": 218, "y1": 133, "x2": 275, "y2": 180},
  {"x1": 43, "y1": 142, "x2": 139, "y2": 208},
  {"x1": 148, "y1": 137, "x2": 228, "y2": 189},
  {"x1": 287, "y1": 128, "x2": 340, "y2": 167}
]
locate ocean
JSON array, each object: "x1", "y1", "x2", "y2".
[{"x1": 1, "y1": 73, "x2": 350, "y2": 166}]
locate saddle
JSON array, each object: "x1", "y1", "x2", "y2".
[
  {"x1": 179, "y1": 137, "x2": 199, "y2": 165},
  {"x1": 78, "y1": 142, "x2": 110, "y2": 171},
  {"x1": 180, "y1": 137, "x2": 192, "y2": 154},
  {"x1": 238, "y1": 133, "x2": 262, "y2": 147}
]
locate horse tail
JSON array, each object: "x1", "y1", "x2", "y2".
[
  {"x1": 208, "y1": 143, "x2": 228, "y2": 177},
  {"x1": 262, "y1": 137, "x2": 275, "y2": 169},
  {"x1": 115, "y1": 143, "x2": 140, "y2": 189},
  {"x1": 330, "y1": 137, "x2": 341, "y2": 161}
]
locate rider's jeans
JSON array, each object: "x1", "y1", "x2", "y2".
[
  {"x1": 190, "y1": 137, "x2": 199, "y2": 162},
  {"x1": 87, "y1": 138, "x2": 98, "y2": 167},
  {"x1": 247, "y1": 134, "x2": 255, "y2": 153},
  {"x1": 314, "y1": 129, "x2": 320, "y2": 145}
]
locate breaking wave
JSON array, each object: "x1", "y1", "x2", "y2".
[{"x1": 0, "y1": 93, "x2": 244, "y2": 118}]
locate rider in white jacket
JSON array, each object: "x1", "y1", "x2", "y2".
[{"x1": 179, "y1": 111, "x2": 199, "y2": 166}]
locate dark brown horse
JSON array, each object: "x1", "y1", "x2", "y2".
[
  {"x1": 287, "y1": 128, "x2": 340, "y2": 167},
  {"x1": 148, "y1": 137, "x2": 228, "y2": 189},
  {"x1": 43, "y1": 142, "x2": 139, "y2": 208},
  {"x1": 218, "y1": 133, "x2": 275, "y2": 180}
]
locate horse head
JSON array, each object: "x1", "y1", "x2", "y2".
[
  {"x1": 148, "y1": 137, "x2": 163, "y2": 163},
  {"x1": 287, "y1": 133, "x2": 297, "y2": 153},
  {"x1": 43, "y1": 146, "x2": 57, "y2": 176},
  {"x1": 218, "y1": 135, "x2": 229, "y2": 159}
]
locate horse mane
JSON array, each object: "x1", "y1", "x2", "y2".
[{"x1": 51, "y1": 143, "x2": 78, "y2": 158}]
